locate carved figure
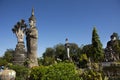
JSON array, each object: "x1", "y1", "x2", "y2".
[
  {"x1": 105, "y1": 33, "x2": 119, "y2": 61},
  {"x1": 26, "y1": 8, "x2": 38, "y2": 68},
  {"x1": 12, "y1": 19, "x2": 27, "y2": 65},
  {"x1": 12, "y1": 20, "x2": 27, "y2": 43}
]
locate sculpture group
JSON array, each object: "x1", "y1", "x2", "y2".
[
  {"x1": 11, "y1": 8, "x2": 120, "y2": 69},
  {"x1": 12, "y1": 8, "x2": 38, "y2": 68}
]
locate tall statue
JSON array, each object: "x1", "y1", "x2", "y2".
[
  {"x1": 105, "y1": 33, "x2": 119, "y2": 61},
  {"x1": 12, "y1": 19, "x2": 27, "y2": 65},
  {"x1": 26, "y1": 8, "x2": 38, "y2": 68}
]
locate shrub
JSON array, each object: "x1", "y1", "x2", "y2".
[
  {"x1": 8, "y1": 65, "x2": 30, "y2": 80},
  {"x1": 80, "y1": 69, "x2": 103, "y2": 80},
  {"x1": 29, "y1": 66, "x2": 48, "y2": 80},
  {"x1": 30, "y1": 62, "x2": 80, "y2": 80}
]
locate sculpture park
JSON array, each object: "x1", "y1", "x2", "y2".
[{"x1": 0, "y1": 1, "x2": 120, "y2": 80}]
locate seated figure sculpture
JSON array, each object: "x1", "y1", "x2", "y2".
[{"x1": 105, "y1": 33, "x2": 119, "y2": 61}]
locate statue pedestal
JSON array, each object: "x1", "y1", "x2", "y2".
[{"x1": 13, "y1": 42, "x2": 26, "y2": 65}]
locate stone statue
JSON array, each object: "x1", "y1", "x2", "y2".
[
  {"x1": 26, "y1": 8, "x2": 38, "y2": 68},
  {"x1": 12, "y1": 19, "x2": 27, "y2": 65},
  {"x1": 12, "y1": 20, "x2": 27, "y2": 43},
  {"x1": 105, "y1": 33, "x2": 119, "y2": 61},
  {"x1": 12, "y1": 8, "x2": 38, "y2": 67},
  {"x1": 0, "y1": 69, "x2": 16, "y2": 80}
]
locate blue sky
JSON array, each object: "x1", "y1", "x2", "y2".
[{"x1": 0, "y1": 0, "x2": 120, "y2": 57}]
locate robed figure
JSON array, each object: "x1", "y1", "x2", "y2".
[{"x1": 26, "y1": 8, "x2": 38, "y2": 68}]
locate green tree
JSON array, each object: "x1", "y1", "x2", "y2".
[
  {"x1": 0, "y1": 49, "x2": 14, "y2": 66},
  {"x1": 3, "y1": 49, "x2": 14, "y2": 63},
  {"x1": 43, "y1": 48, "x2": 55, "y2": 58},
  {"x1": 0, "y1": 57, "x2": 8, "y2": 66},
  {"x1": 37, "y1": 57, "x2": 44, "y2": 66},
  {"x1": 43, "y1": 56, "x2": 56, "y2": 66},
  {"x1": 42, "y1": 47, "x2": 56, "y2": 66},
  {"x1": 70, "y1": 43, "x2": 79, "y2": 54},
  {"x1": 54, "y1": 43, "x2": 81, "y2": 62},
  {"x1": 70, "y1": 44, "x2": 82, "y2": 67},
  {"x1": 54, "y1": 44, "x2": 66, "y2": 60},
  {"x1": 9, "y1": 64, "x2": 30, "y2": 80},
  {"x1": 70, "y1": 43, "x2": 81, "y2": 61},
  {"x1": 82, "y1": 44, "x2": 92, "y2": 58},
  {"x1": 79, "y1": 53, "x2": 88, "y2": 68},
  {"x1": 92, "y1": 27, "x2": 104, "y2": 62}
]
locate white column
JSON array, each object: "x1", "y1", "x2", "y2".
[{"x1": 67, "y1": 48, "x2": 70, "y2": 58}]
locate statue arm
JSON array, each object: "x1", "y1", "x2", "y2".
[{"x1": 29, "y1": 29, "x2": 38, "y2": 39}]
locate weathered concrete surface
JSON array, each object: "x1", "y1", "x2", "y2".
[{"x1": 13, "y1": 42, "x2": 26, "y2": 65}]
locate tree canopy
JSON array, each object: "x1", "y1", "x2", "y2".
[{"x1": 91, "y1": 27, "x2": 104, "y2": 62}]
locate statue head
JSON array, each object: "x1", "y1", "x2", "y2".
[
  {"x1": 29, "y1": 20, "x2": 35, "y2": 28},
  {"x1": 29, "y1": 8, "x2": 36, "y2": 28},
  {"x1": 111, "y1": 34, "x2": 117, "y2": 41}
]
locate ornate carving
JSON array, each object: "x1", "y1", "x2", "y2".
[
  {"x1": 12, "y1": 19, "x2": 27, "y2": 43},
  {"x1": 12, "y1": 19, "x2": 27, "y2": 65}
]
